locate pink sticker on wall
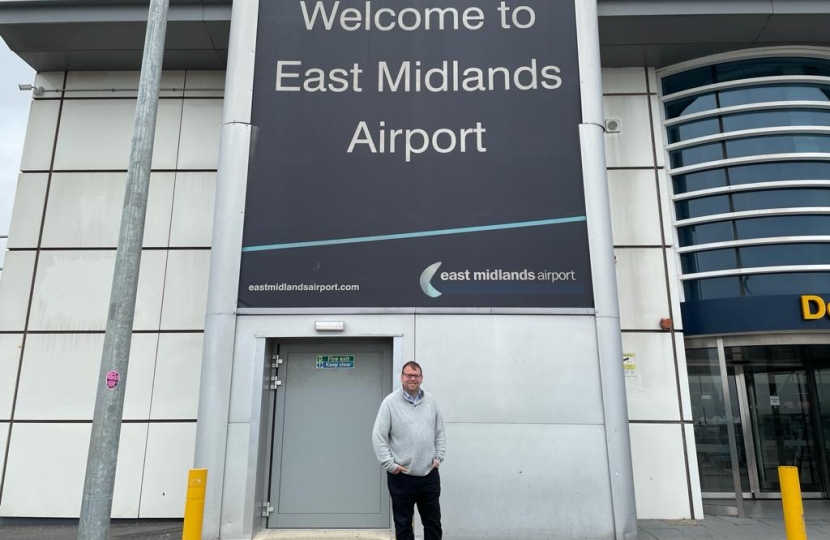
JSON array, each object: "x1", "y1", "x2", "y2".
[{"x1": 106, "y1": 371, "x2": 120, "y2": 389}]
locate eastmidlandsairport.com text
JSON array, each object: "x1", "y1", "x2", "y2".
[{"x1": 248, "y1": 283, "x2": 360, "y2": 292}]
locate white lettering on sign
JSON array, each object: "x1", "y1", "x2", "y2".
[
  {"x1": 497, "y1": 1, "x2": 536, "y2": 29},
  {"x1": 269, "y1": 0, "x2": 572, "y2": 160},
  {"x1": 347, "y1": 121, "x2": 487, "y2": 162},
  {"x1": 300, "y1": 1, "x2": 486, "y2": 31},
  {"x1": 276, "y1": 61, "x2": 363, "y2": 92},
  {"x1": 377, "y1": 60, "x2": 561, "y2": 93}
]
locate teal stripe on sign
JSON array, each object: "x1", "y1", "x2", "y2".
[{"x1": 242, "y1": 215, "x2": 587, "y2": 252}]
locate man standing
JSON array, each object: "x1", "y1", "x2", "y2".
[{"x1": 372, "y1": 361, "x2": 446, "y2": 540}]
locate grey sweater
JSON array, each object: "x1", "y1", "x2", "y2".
[{"x1": 372, "y1": 388, "x2": 446, "y2": 477}]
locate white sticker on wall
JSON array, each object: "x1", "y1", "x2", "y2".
[{"x1": 623, "y1": 353, "x2": 636, "y2": 378}]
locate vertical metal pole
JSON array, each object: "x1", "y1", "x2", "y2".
[
  {"x1": 194, "y1": 0, "x2": 259, "y2": 537},
  {"x1": 77, "y1": 1, "x2": 169, "y2": 539},
  {"x1": 574, "y1": 0, "x2": 638, "y2": 538},
  {"x1": 736, "y1": 367, "x2": 762, "y2": 496},
  {"x1": 747, "y1": 374, "x2": 771, "y2": 490},
  {"x1": 717, "y1": 339, "x2": 746, "y2": 518}
]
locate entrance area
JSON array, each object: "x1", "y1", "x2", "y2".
[
  {"x1": 687, "y1": 338, "x2": 830, "y2": 505},
  {"x1": 266, "y1": 340, "x2": 393, "y2": 529}
]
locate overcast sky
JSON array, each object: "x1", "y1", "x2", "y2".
[{"x1": 0, "y1": 38, "x2": 35, "y2": 268}]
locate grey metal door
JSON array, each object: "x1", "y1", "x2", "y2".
[{"x1": 268, "y1": 341, "x2": 392, "y2": 528}]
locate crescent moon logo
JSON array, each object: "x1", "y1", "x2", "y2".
[{"x1": 419, "y1": 261, "x2": 443, "y2": 298}]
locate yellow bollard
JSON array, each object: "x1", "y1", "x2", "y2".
[
  {"x1": 182, "y1": 468, "x2": 208, "y2": 540},
  {"x1": 780, "y1": 466, "x2": 808, "y2": 540}
]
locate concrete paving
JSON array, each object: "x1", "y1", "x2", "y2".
[
  {"x1": 639, "y1": 516, "x2": 828, "y2": 540},
  {"x1": 0, "y1": 515, "x2": 828, "y2": 539},
  {"x1": 254, "y1": 531, "x2": 393, "y2": 540},
  {"x1": 0, "y1": 519, "x2": 183, "y2": 540}
]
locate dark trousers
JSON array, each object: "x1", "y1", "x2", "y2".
[{"x1": 387, "y1": 467, "x2": 442, "y2": 540}]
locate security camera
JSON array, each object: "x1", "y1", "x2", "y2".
[{"x1": 18, "y1": 83, "x2": 44, "y2": 96}]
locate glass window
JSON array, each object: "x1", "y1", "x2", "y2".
[
  {"x1": 667, "y1": 57, "x2": 830, "y2": 297},
  {"x1": 678, "y1": 221, "x2": 735, "y2": 247},
  {"x1": 680, "y1": 243, "x2": 830, "y2": 275},
  {"x1": 684, "y1": 276, "x2": 741, "y2": 301},
  {"x1": 744, "y1": 367, "x2": 823, "y2": 492},
  {"x1": 687, "y1": 359, "x2": 751, "y2": 493},
  {"x1": 663, "y1": 66, "x2": 715, "y2": 96},
  {"x1": 663, "y1": 58, "x2": 830, "y2": 96},
  {"x1": 671, "y1": 143, "x2": 724, "y2": 168},
  {"x1": 669, "y1": 134, "x2": 830, "y2": 169},
  {"x1": 666, "y1": 94, "x2": 718, "y2": 119},
  {"x1": 669, "y1": 110, "x2": 830, "y2": 145},
  {"x1": 687, "y1": 347, "x2": 719, "y2": 364},
  {"x1": 732, "y1": 188, "x2": 830, "y2": 211},
  {"x1": 681, "y1": 215, "x2": 830, "y2": 247},
  {"x1": 674, "y1": 169, "x2": 728, "y2": 194},
  {"x1": 681, "y1": 249, "x2": 738, "y2": 274},
  {"x1": 726, "y1": 134, "x2": 830, "y2": 160},
  {"x1": 739, "y1": 243, "x2": 830, "y2": 267},
  {"x1": 742, "y1": 272, "x2": 830, "y2": 296},
  {"x1": 716, "y1": 58, "x2": 830, "y2": 84},
  {"x1": 728, "y1": 161, "x2": 830, "y2": 185},
  {"x1": 719, "y1": 85, "x2": 830, "y2": 108},
  {"x1": 675, "y1": 195, "x2": 731, "y2": 220},
  {"x1": 725, "y1": 345, "x2": 805, "y2": 363},
  {"x1": 684, "y1": 272, "x2": 830, "y2": 300},
  {"x1": 722, "y1": 109, "x2": 830, "y2": 132},
  {"x1": 735, "y1": 215, "x2": 830, "y2": 239},
  {"x1": 668, "y1": 118, "x2": 720, "y2": 144}
]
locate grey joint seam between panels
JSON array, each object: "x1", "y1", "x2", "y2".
[{"x1": 207, "y1": 310, "x2": 239, "y2": 316}]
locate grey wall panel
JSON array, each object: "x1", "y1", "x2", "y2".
[
  {"x1": 600, "y1": 15, "x2": 768, "y2": 44},
  {"x1": 757, "y1": 15, "x2": 830, "y2": 42},
  {"x1": 439, "y1": 422, "x2": 614, "y2": 538},
  {"x1": 414, "y1": 315, "x2": 604, "y2": 426}
]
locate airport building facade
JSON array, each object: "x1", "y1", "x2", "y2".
[{"x1": 0, "y1": 1, "x2": 829, "y2": 539}]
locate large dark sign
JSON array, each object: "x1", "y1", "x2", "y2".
[
  {"x1": 683, "y1": 293, "x2": 830, "y2": 335},
  {"x1": 239, "y1": 0, "x2": 593, "y2": 308}
]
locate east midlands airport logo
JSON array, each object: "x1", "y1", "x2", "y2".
[
  {"x1": 419, "y1": 261, "x2": 444, "y2": 298},
  {"x1": 419, "y1": 261, "x2": 582, "y2": 297}
]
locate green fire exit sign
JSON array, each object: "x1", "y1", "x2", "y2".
[{"x1": 316, "y1": 355, "x2": 355, "y2": 369}]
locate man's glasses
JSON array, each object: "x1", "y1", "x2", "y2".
[{"x1": 402, "y1": 373, "x2": 422, "y2": 379}]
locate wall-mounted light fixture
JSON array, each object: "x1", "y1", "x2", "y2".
[
  {"x1": 315, "y1": 321, "x2": 345, "y2": 332},
  {"x1": 18, "y1": 83, "x2": 44, "y2": 96}
]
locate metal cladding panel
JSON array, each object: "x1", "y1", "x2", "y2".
[
  {"x1": 239, "y1": 0, "x2": 593, "y2": 308},
  {"x1": 430, "y1": 423, "x2": 614, "y2": 537},
  {"x1": 414, "y1": 314, "x2": 604, "y2": 424}
]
